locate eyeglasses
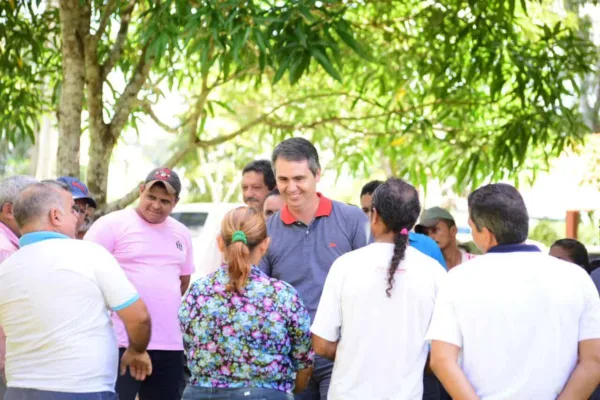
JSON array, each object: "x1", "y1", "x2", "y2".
[{"x1": 71, "y1": 204, "x2": 86, "y2": 215}]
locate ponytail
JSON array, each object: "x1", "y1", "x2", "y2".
[
  {"x1": 386, "y1": 230, "x2": 409, "y2": 297},
  {"x1": 225, "y1": 241, "x2": 252, "y2": 292},
  {"x1": 220, "y1": 207, "x2": 267, "y2": 293}
]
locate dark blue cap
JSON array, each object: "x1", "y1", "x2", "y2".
[{"x1": 56, "y1": 176, "x2": 97, "y2": 208}]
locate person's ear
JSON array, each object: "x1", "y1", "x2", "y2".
[
  {"x1": 371, "y1": 207, "x2": 380, "y2": 225},
  {"x1": 216, "y1": 234, "x2": 226, "y2": 253},
  {"x1": 450, "y1": 225, "x2": 458, "y2": 236},
  {"x1": 315, "y1": 168, "x2": 321, "y2": 183},
  {"x1": 481, "y1": 227, "x2": 497, "y2": 250},
  {"x1": 49, "y1": 207, "x2": 62, "y2": 227},
  {"x1": 139, "y1": 184, "x2": 145, "y2": 196},
  {"x1": 1, "y1": 203, "x2": 13, "y2": 217}
]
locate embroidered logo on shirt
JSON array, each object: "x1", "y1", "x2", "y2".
[
  {"x1": 176, "y1": 240, "x2": 183, "y2": 251},
  {"x1": 328, "y1": 242, "x2": 337, "y2": 248}
]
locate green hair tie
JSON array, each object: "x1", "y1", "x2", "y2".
[{"x1": 231, "y1": 230, "x2": 248, "y2": 244}]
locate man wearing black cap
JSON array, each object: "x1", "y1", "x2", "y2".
[
  {"x1": 415, "y1": 207, "x2": 476, "y2": 270},
  {"x1": 85, "y1": 168, "x2": 195, "y2": 400},
  {"x1": 57, "y1": 176, "x2": 98, "y2": 239}
]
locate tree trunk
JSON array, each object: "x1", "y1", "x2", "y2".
[
  {"x1": 87, "y1": 125, "x2": 115, "y2": 208},
  {"x1": 56, "y1": 0, "x2": 87, "y2": 177}
]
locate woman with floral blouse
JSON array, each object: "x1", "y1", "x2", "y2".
[{"x1": 179, "y1": 206, "x2": 313, "y2": 399}]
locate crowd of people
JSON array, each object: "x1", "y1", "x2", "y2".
[{"x1": 0, "y1": 137, "x2": 598, "y2": 400}]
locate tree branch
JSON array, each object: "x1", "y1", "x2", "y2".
[
  {"x1": 109, "y1": 41, "x2": 155, "y2": 139},
  {"x1": 101, "y1": 0, "x2": 136, "y2": 81},
  {"x1": 140, "y1": 100, "x2": 179, "y2": 133},
  {"x1": 209, "y1": 68, "x2": 258, "y2": 89},
  {"x1": 95, "y1": 0, "x2": 118, "y2": 41}
]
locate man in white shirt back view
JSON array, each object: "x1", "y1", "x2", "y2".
[
  {"x1": 0, "y1": 181, "x2": 153, "y2": 400},
  {"x1": 311, "y1": 178, "x2": 446, "y2": 400},
  {"x1": 427, "y1": 183, "x2": 600, "y2": 400}
]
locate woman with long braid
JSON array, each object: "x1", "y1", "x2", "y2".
[{"x1": 311, "y1": 178, "x2": 446, "y2": 400}]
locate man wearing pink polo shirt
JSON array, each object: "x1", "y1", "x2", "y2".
[
  {"x1": 85, "y1": 168, "x2": 194, "y2": 400},
  {"x1": 0, "y1": 175, "x2": 36, "y2": 399}
]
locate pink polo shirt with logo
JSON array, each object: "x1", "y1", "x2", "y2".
[
  {"x1": 85, "y1": 208, "x2": 195, "y2": 350},
  {"x1": 0, "y1": 222, "x2": 19, "y2": 371}
]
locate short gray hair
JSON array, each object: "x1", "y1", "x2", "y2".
[
  {"x1": 13, "y1": 182, "x2": 70, "y2": 228},
  {"x1": 0, "y1": 175, "x2": 37, "y2": 206}
]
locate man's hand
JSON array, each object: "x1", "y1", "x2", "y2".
[{"x1": 120, "y1": 349, "x2": 152, "y2": 381}]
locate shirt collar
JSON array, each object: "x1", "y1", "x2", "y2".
[
  {"x1": 280, "y1": 193, "x2": 333, "y2": 225},
  {"x1": 19, "y1": 231, "x2": 70, "y2": 247},
  {"x1": 0, "y1": 222, "x2": 19, "y2": 249},
  {"x1": 487, "y1": 243, "x2": 541, "y2": 254}
]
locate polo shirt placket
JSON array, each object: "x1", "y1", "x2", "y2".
[{"x1": 260, "y1": 194, "x2": 369, "y2": 319}]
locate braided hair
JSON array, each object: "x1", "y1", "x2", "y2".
[{"x1": 371, "y1": 178, "x2": 421, "y2": 297}]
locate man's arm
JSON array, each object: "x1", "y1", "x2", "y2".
[
  {"x1": 430, "y1": 341, "x2": 479, "y2": 400},
  {"x1": 557, "y1": 339, "x2": 600, "y2": 400},
  {"x1": 559, "y1": 274, "x2": 600, "y2": 398},
  {"x1": 312, "y1": 335, "x2": 338, "y2": 361},
  {"x1": 115, "y1": 299, "x2": 153, "y2": 381},
  {"x1": 115, "y1": 298, "x2": 152, "y2": 353},
  {"x1": 180, "y1": 275, "x2": 191, "y2": 295}
]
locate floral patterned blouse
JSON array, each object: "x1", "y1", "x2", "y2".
[{"x1": 179, "y1": 265, "x2": 314, "y2": 393}]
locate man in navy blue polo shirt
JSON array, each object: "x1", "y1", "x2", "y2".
[{"x1": 260, "y1": 137, "x2": 369, "y2": 400}]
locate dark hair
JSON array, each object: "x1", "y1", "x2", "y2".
[
  {"x1": 221, "y1": 206, "x2": 268, "y2": 292},
  {"x1": 371, "y1": 178, "x2": 421, "y2": 297},
  {"x1": 551, "y1": 239, "x2": 592, "y2": 273},
  {"x1": 467, "y1": 183, "x2": 529, "y2": 245},
  {"x1": 272, "y1": 137, "x2": 320, "y2": 176},
  {"x1": 242, "y1": 160, "x2": 276, "y2": 190},
  {"x1": 266, "y1": 188, "x2": 280, "y2": 198},
  {"x1": 360, "y1": 180, "x2": 383, "y2": 198}
]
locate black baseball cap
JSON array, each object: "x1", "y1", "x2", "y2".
[{"x1": 144, "y1": 168, "x2": 181, "y2": 197}]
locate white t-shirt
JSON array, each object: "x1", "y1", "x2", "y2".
[
  {"x1": 0, "y1": 236, "x2": 139, "y2": 393},
  {"x1": 311, "y1": 243, "x2": 446, "y2": 400},
  {"x1": 426, "y1": 250, "x2": 600, "y2": 399}
]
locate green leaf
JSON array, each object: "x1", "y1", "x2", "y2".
[
  {"x1": 334, "y1": 27, "x2": 370, "y2": 61},
  {"x1": 212, "y1": 100, "x2": 237, "y2": 115},
  {"x1": 309, "y1": 48, "x2": 342, "y2": 82},
  {"x1": 272, "y1": 57, "x2": 291, "y2": 85}
]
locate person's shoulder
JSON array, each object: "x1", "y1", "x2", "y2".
[
  {"x1": 331, "y1": 200, "x2": 366, "y2": 221},
  {"x1": 405, "y1": 247, "x2": 446, "y2": 274},
  {"x1": 91, "y1": 208, "x2": 132, "y2": 231},
  {"x1": 166, "y1": 215, "x2": 193, "y2": 237},
  {"x1": 59, "y1": 239, "x2": 116, "y2": 260}
]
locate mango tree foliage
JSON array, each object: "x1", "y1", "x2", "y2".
[{"x1": 0, "y1": 0, "x2": 598, "y2": 208}]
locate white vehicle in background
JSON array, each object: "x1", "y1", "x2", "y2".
[{"x1": 171, "y1": 202, "x2": 242, "y2": 284}]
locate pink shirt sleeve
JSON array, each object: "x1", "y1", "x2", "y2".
[
  {"x1": 180, "y1": 230, "x2": 195, "y2": 276},
  {"x1": 84, "y1": 215, "x2": 117, "y2": 253},
  {"x1": 0, "y1": 326, "x2": 5, "y2": 372}
]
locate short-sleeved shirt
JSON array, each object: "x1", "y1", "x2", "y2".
[
  {"x1": 311, "y1": 244, "x2": 446, "y2": 400},
  {"x1": 409, "y1": 232, "x2": 447, "y2": 269},
  {"x1": 0, "y1": 222, "x2": 19, "y2": 372},
  {"x1": 426, "y1": 244, "x2": 600, "y2": 399},
  {"x1": 179, "y1": 266, "x2": 313, "y2": 393},
  {"x1": 0, "y1": 232, "x2": 138, "y2": 393},
  {"x1": 259, "y1": 194, "x2": 369, "y2": 319},
  {"x1": 85, "y1": 208, "x2": 195, "y2": 350}
]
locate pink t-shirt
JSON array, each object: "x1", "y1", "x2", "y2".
[
  {"x1": 85, "y1": 208, "x2": 195, "y2": 350},
  {"x1": 0, "y1": 222, "x2": 19, "y2": 371}
]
